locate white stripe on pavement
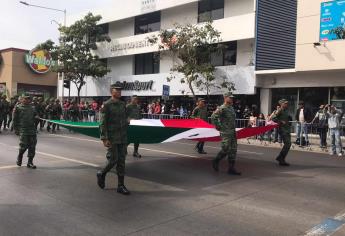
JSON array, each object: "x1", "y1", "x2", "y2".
[
  {"x1": 0, "y1": 165, "x2": 19, "y2": 170},
  {"x1": 36, "y1": 151, "x2": 100, "y2": 168},
  {"x1": 174, "y1": 141, "x2": 264, "y2": 155}
]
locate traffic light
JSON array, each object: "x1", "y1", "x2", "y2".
[{"x1": 63, "y1": 80, "x2": 70, "y2": 89}]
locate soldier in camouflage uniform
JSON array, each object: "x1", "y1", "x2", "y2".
[
  {"x1": 7, "y1": 95, "x2": 18, "y2": 131},
  {"x1": 36, "y1": 97, "x2": 46, "y2": 130},
  {"x1": 51, "y1": 99, "x2": 62, "y2": 133},
  {"x1": 270, "y1": 99, "x2": 291, "y2": 166},
  {"x1": 211, "y1": 92, "x2": 241, "y2": 175},
  {"x1": 13, "y1": 94, "x2": 38, "y2": 169},
  {"x1": 126, "y1": 95, "x2": 143, "y2": 158},
  {"x1": 97, "y1": 86, "x2": 130, "y2": 195},
  {"x1": 0, "y1": 94, "x2": 3, "y2": 133},
  {"x1": 1, "y1": 95, "x2": 10, "y2": 131},
  {"x1": 191, "y1": 98, "x2": 208, "y2": 154}
]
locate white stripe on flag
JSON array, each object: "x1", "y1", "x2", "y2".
[
  {"x1": 162, "y1": 128, "x2": 220, "y2": 143},
  {"x1": 130, "y1": 119, "x2": 164, "y2": 127}
]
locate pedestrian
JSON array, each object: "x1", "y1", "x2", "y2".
[
  {"x1": 295, "y1": 101, "x2": 312, "y2": 146},
  {"x1": 97, "y1": 86, "x2": 130, "y2": 195},
  {"x1": 12, "y1": 94, "x2": 38, "y2": 169},
  {"x1": 126, "y1": 95, "x2": 142, "y2": 158},
  {"x1": 325, "y1": 104, "x2": 343, "y2": 156},
  {"x1": 270, "y1": 99, "x2": 292, "y2": 166},
  {"x1": 311, "y1": 105, "x2": 328, "y2": 148},
  {"x1": 211, "y1": 92, "x2": 241, "y2": 175},
  {"x1": 191, "y1": 98, "x2": 208, "y2": 154}
]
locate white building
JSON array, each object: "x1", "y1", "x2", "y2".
[{"x1": 62, "y1": 0, "x2": 257, "y2": 101}]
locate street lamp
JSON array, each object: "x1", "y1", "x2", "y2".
[{"x1": 19, "y1": 1, "x2": 67, "y2": 101}]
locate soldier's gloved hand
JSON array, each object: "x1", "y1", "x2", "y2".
[{"x1": 102, "y1": 139, "x2": 111, "y2": 148}]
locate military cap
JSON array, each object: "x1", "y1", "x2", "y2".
[
  {"x1": 223, "y1": 92, "x2": 234, "y2": 98},
  {"x1": 197, "y1": 98, "x2": 206, "y2": 102},
  {"x1": 111, "y1": 85, "x2": 122, "y2": 90},
  {"x1": 278, "y1": 99, "x2": 288, "y2": 104},
  {"x1": 22, "y1": 93, "x2": 31, "y2": 99}
]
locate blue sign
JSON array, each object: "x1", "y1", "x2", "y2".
[
  {"x1": 320, "y1": 0, "x2": 345, "y2": 41},
  {"x1": 162, "y1": 85, "x2": 170, "y2": 96}
]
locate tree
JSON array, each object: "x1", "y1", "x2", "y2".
[
  {"x1": 148, "y1": 21, "x2": 235, "y2": 99},
  {"x1": 37, "y1": 13, "x2": 111, "y2": 101},
  {"x1": 330, "y1": 26, "x2": 345, "y2": 39}
]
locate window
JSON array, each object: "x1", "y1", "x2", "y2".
[
  {"x1": 198, "y1": 0, "x2": 224, "y2": 23},
  {"x1": 135, "y1": 53, "x2": 159, "y2": 75},
  {"x1": 135, "y1": 11, "x2": 161, "y2": 35},
  {"x1": 209, "y1": 41, "x2": 237, "y2": 67}
]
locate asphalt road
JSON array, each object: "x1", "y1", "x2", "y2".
[{"x1": 0, "y1": 130, "x2": 345, "y2": 236}]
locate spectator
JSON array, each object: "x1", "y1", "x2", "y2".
[
  {"x1": 295, "y1": 101, "x2": 312, "y2": 146},
  {"x1": 311, "y1": 105, "x2": 328, "y2": 148},
  {"x1": 154, "y1": 101, "x2": 161, "y2": 114},
  {"x1": 325, "y1": 104, "x2": 343, "y2": 156}
]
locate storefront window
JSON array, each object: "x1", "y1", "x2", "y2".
[{"x1": 299, "y1": 87, "x2": 328, "y2": 114}]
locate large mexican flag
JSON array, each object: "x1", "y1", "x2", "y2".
[{"x1": 47, "y1": 119, "x2": 277, "y2": 144}]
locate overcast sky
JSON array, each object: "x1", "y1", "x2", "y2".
[{"x1": 0, "y1": 0, "x2": 115, "y2": 50}]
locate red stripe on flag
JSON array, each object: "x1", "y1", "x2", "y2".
[{"x1": 161, "y1": 119, "x2": 214, "y2": 128}]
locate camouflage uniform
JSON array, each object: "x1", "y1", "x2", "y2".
[
  {"x1": 0, "y1": 95, "x2": 10, "y2": 130},
  {"x1": 97, "y1": 93, "x2": 129, "y2": 193},
  {"x1": 270, "y1": 99, "x2": 291, "y2": 166},
  {"x1": 13, "y1": 95, "x2": 38, "y2": 168},
  {"x1": 126, "y1": 100, "x2": 142, "y2": 157},
  {"x1": 191, "y1": 99, "x2": 208, "y2": 153},
  {"x1": 211, "y1": 92, "x2": 241, "y2": 175}
]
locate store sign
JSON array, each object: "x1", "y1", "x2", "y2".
[
  {"x1": 141, "y1": 0, "x2": 156, "y2": 13},
  {"x1": 109, "y1": 39, "x2": 154, "y2": 52},
  {"x1": 320, "y1": 0, "x2": 345, "y2": 41},
  {"x1": 25, "y1": 49, "x2": 56, "y2": 74},
  {"x1": 112, "y1": 80, "x2": 154, "y2": 91}
]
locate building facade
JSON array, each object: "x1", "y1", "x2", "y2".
[
  {"x1": 0, "y1": 48, "x2": 57, "y2": 98},
  {"x1": 64, "y1": 0, "x2": 257, "y2": 102},
  {"x1": 256, "y1": 0, "x2": 345, "y2": 116}
]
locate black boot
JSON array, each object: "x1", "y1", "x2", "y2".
[
  {"x1": 16, "y1": 154, "x2": 23, "y2": 166},
  {"x1": 276, "y1": 156, "x2": 290, "y2": 166},
  {"x1": 27, "y1": 157, "x2": 37, "y2": 169},
  {"x1": 117, "y1": 175, "x2": 130, "y2": 195},
  {"x1": 133, "y1": 152, "x2": 142, "y2": 158},
  {"x1": 228, "y1": 160, "x2": 241, "y2": 175},
  {"x1": 96, "y1": 171, "x2": 105, "y2": 189},
  {"x1": 212, "y1": 159, "x2": 220, "y2": 172}
]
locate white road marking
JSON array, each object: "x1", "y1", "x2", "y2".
[
  {"x1": 36, "y1": 151, "x2": 100, "y2": 168},
  {"x1": 174, "y1": 141, "x2": 264, "y2": 155},
  {"x1": 0, "y1": 165, "x2": 19, "y2": 170}
]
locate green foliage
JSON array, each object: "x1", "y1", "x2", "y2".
[
  {"x1": 148, "y1": 21, "x2": 235, "y2": 98},
  {"x1": 37, "y1": 13, "x2": 111, "y2": 100},
  {"x1": 330, "y1": 26, "x2": 345, "y2": 39}
]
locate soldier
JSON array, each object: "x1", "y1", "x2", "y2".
[
  {"x1": 1, "y1": 95, "x2": 10, "y2": 131},
  {"x1": 7, "y1": 95, "x2": 18, "y2": 131},
  {"x1": 13, "y1": 94, "x2": 38, "y2": 169},
  {"x1": 270, "y1": 99, "x2": 291, "y2": 166},
  {"x1": 51, "y1": 99, "x2": 62, "y2": 133},
  {"x1": 126, "y1": 95, "x2": 143, "y2": 158},
  {"x1": 211, "y1": 92, "x2": 241, "y2": 175},
  {"x1": 45, "y1": 99, "x2": 54, "y2": 132},
  {"x1": 0, "y1": 94, "x2": 3, "y2": 133},
  {"x1": 191, "y1": 98, "x2": 208, "y2": 154},
  {"x1": 97, "y1": 86, "x2": 130, "y2": 195},
  {"x1": 36, "y1": 97, "x2": 46, "y2": 130}
]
